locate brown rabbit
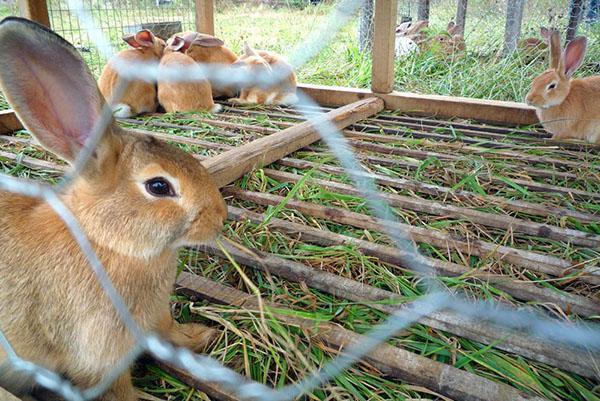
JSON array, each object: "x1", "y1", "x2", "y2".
[
  {"x1": 98, "y1": 29, "x2": 165, "y2": 118},
  {"x1": 0, "y1": 17, "x2": 227, "y2": 400},
  {"x1": 174, "y1": 31, "x2": 239, "y2": 99},
  {"x1": 423, "y1": 21, "x2": 465, "y2": 55},
  {"x1": 158, "y1": 35, "x2": 221, "y2": 113},
  {"x1": 525, "y1": 30, "x2": 600, "y2": 143},
  {"x1": 229, "y1": 42, "x2": 298, "y2": 106}
]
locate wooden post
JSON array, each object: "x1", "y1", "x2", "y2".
[
  {"x1": 417, "y1": 0, "x2": 430, "y2": 20},
  {"x1": 203, "y1": 98, "x2": 384, "y2": 188},
  {"x1": 18, "y1": 0, "x2": 50, "y2": 27},
  {"x1": 503, "y1": 0, "x2": 525, "y2": 54},
  {"x1": 194, "y1": 0, "x2": 214, "y2": 35},
  {"x1": 566, "y1": 0, "x2": 585, "y2": 43},
  {"x1": 371, "y1": 0, "x2": 398, "y2": 93},
  {"x1": 455, "y1": 0, "x2": 468, "y2": 35}
]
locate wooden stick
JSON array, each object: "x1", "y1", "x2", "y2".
[
  {"x1": 298, "y1": 84, "x2": 538, "y2": 126},
  {"x1": 0, "y1": 387, "x2": 22, "y2": 401},
  {"x1": 371, "y1": 0, "x2": 398, "y2": 93},
  {"x1": 261, "y1": 169, "x2": 600, "y2": 248},
  {"x1": 203, "y1": 98, "x2": 384, "y2": 187},
  {"x1": 194, "y1": 0, "x2": 214, "y2": 35},
  {"x1": 224, "y1": 206, "x2": 599, "y2": 376},
  {"x1": 153, "y1": 361, "x2": 244, "y2": 401},
  {"x1": 215, "y1": 209, "x2": 599, "y2": 318},
  {"x1": 276, "y1": 157, "x2": 597, "y2": 223},
  {"x1": 224, "y1": 187, "x2": 584, "y2": 275},
  {"x1": 176, "y1": 272, "x2": 549, "y2": 401}
]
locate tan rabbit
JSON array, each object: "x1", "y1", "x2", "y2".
[
  {"x1": 158, "y1": 35, "x2": 221, "y2": 113},
  {"x1": 174, "y1": 31, "x2": 239, "y2": 99},
  {"x1": 525, "y1": 30, "x2": 600, "y2": 144},
  {"x1": 229, "y1": 42, "x2": 298, "y2": 106},
  {"x1": 98, "y1": 29, "x2": 165, "y2": 118},
  {"x1": 0, "y1": 17, "x2": 227, "y2": 400},
  {"x1": 423, "y1": 21, "x2": 465, "y2": 55}
]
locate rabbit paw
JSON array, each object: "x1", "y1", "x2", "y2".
[
  {"x1": 169, "y1": 322, "x2": 218, "y2": 353},
  {"x1": 227, "y1": 97, "x2": 245, "y2": 105},
  {"x1": 211, "y1": 103, "x2": 223, "y2": 114}
]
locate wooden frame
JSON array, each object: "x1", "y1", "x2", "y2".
[
  {"x1": 18, "y1": 0, "x2": 50, "y2": 27},
  {"x1": 195, "y1": 0, "x2": 215, "y2": 35}
]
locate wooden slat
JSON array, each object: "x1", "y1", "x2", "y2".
[
  {"x1": 0, "y1": 111, "x2": 22, "y2": 135},
  {"x1": 224, "y1": 206, "x2": 598, "y2": 376},
  {"x1": 176, "y1": 272, "x2": 549, "y2": 401},
  {"x1": 298, "y1": 83, "x2": 538, "y2": 126},
  {"x1": 194, "y1": 0, "x2": 214, "y2": 35},
  {"x1": 370, "y1": 0, "x2": 397, "y2": 93},
  {"x1": 203, "y1": 97, "x2": 384, "y2": 187},
  {"x1": 0, "y1": 387, "x2": 22, "y2": 401},
  {"x1": 17, "y1": 0, "x2": 50, "y2": 27}
]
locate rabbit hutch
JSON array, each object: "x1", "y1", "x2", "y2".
[{"x1": 0, "y1": 0, "x2": 598, "y2": 400}]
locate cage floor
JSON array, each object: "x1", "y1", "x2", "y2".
[{"x1": 0, "y1": 102, "x2": 598, "y2": 401}]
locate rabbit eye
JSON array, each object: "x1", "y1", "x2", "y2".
[
  {"x1": 547, "y1": 83, "x2": 557, "y2": 90},
  {"x1": 145, "y1": 177, "x2": 176, "y2": 197}
]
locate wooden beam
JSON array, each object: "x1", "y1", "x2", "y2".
[
  {"x1": 17, "y1": 0, "x2": 50, "y2": 27},
  {"x1": 503, "y1": 0, "x2": 525, "y2": 54},
  {"x1": 371, "y1": 0, "x2": 398, "y2": 93},
  {"x1": 194, "y1": 0, "x2": 214, "y2": 35},
  {"x1": 298, "y1": 83, "x2": 538, "y2": 126},
  {"x1": 417, "y1": 0, "x2": 430, "y2": 20},
  {"x1": 455, "y1": 0, "x2": 468, "y2": 35},
  {"x1": 0, "y1": 110, "x2": 22, "y2": 134},
  {"x1": 566, "y1": 0, "x2": 585, "y2": 44},
  {"x1": 0, "y1": 387, "x2": 22, "y2": 401},
  {"x1": 203, "y1": 97, "x2": 384, "y2": 187},
  {"x1": 176, "y1": 272, "x2": 548, "y2": 401}
]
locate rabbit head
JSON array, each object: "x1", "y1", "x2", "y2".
[
  {"x1": 0, "y1": 17, "x2": 226, "y2": 259},
  {"x1": 525, "y1": 29, "x2": 588, "y2": 109},
  {"x1": 123, "y1": 29, "x2": 166, "y2": 58}
]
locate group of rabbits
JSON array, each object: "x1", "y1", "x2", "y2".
[
  {"x1": 395, "y1": 20, "x2": 465, "y2": 57},
  {"x1": 98, "y1": 29, "x2": 298, "y2": 118}
]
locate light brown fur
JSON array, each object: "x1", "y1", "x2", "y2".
[
  {"x1": 98, "y1": 30, "x2": 165, "y2": 118},
  {"x1": 174, "y1": 31, "x2": 239, "y2": 99},
  {"x1": 0, "y1": 17, "x2": 226, "y2": 400},
  {"x1": 158, "y1": 43, "x2": 218, "y2": 113},
  {"x1": 230, "y1": 45, "x2": 298, "y2": 106},
  {"x1": 525, "y1": 30, "x2": 600, "y2": 144}
]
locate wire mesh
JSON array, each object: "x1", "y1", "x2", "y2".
[{"x1": 0, "y1": 0, "x2": 599, "y2": 400}]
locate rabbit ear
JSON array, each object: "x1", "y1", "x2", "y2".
[
  {"x1": 562, "y1": 36, "x2": 587, "y2": 78},
  {"x1": 123, "y1": 29, "x2": 155, "y2": 48},
  {"x1": 168, "y1": 35, "x2": 185, "y2": 51},
  {"x1": 243, "y1": 41, "x2": 258, "y2": 57},
  {"x1": 0, "y1": 17, "x2": 110, "y2": 163},
  {"x1": 192, "y1": 35, "x2": 224, "y2": 47},
  {"x1": 549, "y1": 29, "x2": 561, "y2": 69},
  {"x1": 540, "y1": 27, "x2": 550, "y2": 42}
]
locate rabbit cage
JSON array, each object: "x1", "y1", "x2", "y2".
[{"x1": 0, "y1": 0, "x2": 598, "y2": 400}]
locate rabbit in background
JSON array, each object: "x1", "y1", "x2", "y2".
[
  {"x1": 228, "y1": 42, "x2": 298, "y2": 106},
  {"x1": 0, "y1": 17, "x2": 227, "y2": 400},
  {"x1": 525, "y1": 29, "x2": 600, "y2": 144},
  {"x1": 174, "y1": 31, "x2": 239, "y2": 99},
  {"x1": 98, "y1": 29, "x2": 165, "y2": 118},
  {"x1": 158, "y1": 35, "x2": 222, "y2": 113}
]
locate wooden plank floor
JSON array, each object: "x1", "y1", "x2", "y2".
[{"x1": 0, "y1": 102, "x2": 598, "y2": 401}]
